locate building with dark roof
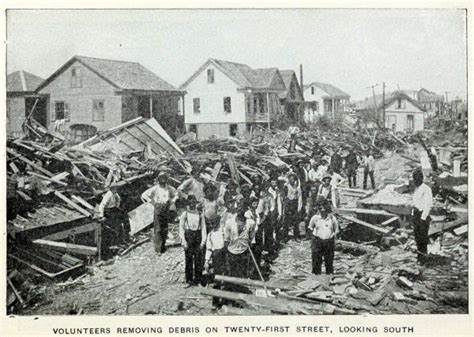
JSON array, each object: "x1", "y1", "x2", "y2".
[
  {"x1": 278, "y1": 70, "x2": 304, "y2": 122},
  {"x1": 37, "y1": 55, "x2": 185, "y2": 136},
  {"x1": 7, "y1": 70, "x2": 46, "y2": 137},
  {"x1": 179, "y1": 58, "x2": 287, "y2": 139},
  {"x1": 302, "y1": 82, "x2": 351, "y2": 121}
]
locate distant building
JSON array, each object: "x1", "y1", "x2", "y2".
[
  {"x1": 278, "y1": 70, "x2": 305, "y2": 122},
  {"x1": 7, "y1": 70, "x2": 45, "y2": 137},
  {"x1": 416, "y1": 88, "x2": 444, "y2": 118},
  {"x1": 37, "y1": 55, "x2": 185, "y2": 136},
  {"x1": 354, "y1": 91, "x2": 426, "y2": 132},
  {"x1": 180, "y1": 58, "x2": 287, "y2": 139},
  {"x1": 302, "y1": 82, "x2": 351, "y2": 122}
]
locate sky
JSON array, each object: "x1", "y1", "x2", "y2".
[{"x1": 6, "y1": 9, "x2": 468, "y2": 101}]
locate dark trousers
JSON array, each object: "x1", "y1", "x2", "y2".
[
  {"x1": 184, "y1": 229, "x2": 204, "y2": 285},
  {"x1": 363, "y1": 169, "x2": 375, "y2": 189},
  {"x1": 104, "y1": 207, "x2": 129, "y2": 242},
  {"x1": 347, "y1": 168, "x2": 357, "y2": 188},
  {"x1": 153, "y1": 207, "x2": 170, "y2": 254},
  {"x1": 412, "y1": 209, "x2": 431, "y2": 263},
  {"x1": 255, "y1": 216, "x2": 274, "y2": 254},
  {"x1": 209, "y1": 248, "x2": 227, "y2": 306},
  {"x1": 311, "y1": 236, "x2": 335, "y2": 275},
  {"x1": 284, "y1": 199, "x2": 300, "y2": 240},
  {"x1": 289, "y1": 134, "x2": 297, "y2": 152},
  {"x1": 228, "y1": 250, "x2": 249, "y2": 279}
]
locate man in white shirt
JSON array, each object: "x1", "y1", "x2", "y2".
[
  {"x1": 288, "y1": 123, "x2": 300, "y2": 152},
  {"x1": 308, "y1": 200, "x2": 339, "y2": 275},
  {"x1": 142, "y1": 172, "x2": 178, "y2": 254},
  {"x1": 97, "y1": 184, "x2": 128, "y2": 241},
  {"x1": 411, "y1": 169, "x2": 433, "y2": 265},
  {"x1": 283, "y1": 173, "x2": 303, "y2": 241},
  {"x1": 363, "y1": 151, "x2": 376, "y2": 190},
  {"x1": 224, "y1": 211, "x2": 255, "y2": 279},
  {"x1": 204, "y1": 215, "x2": 226, "y2": 308}
]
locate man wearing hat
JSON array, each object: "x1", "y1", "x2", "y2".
[
  {"x1": 178, "y1": 165, "x2": 205, "y2": 202},
  {"x1": 317, "y1": 173, "x2": 332, "y2": 203},
  {"x1": 411, "y1": 169, "x2": 433, "y2": 264},
  {"x1": 283, "y1": 173, "x2": 303, "y2": 241},
  {"x1": 97, "y1": 183, "x2": 128, "y2": 242},
  {"x1": 345, "y1": 148, "x2": 359, "y2": 188},
  {"x1": 141, "y1": 172, "x2": 178, "y2": 254}
]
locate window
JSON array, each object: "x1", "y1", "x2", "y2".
[
  {"x1": 188, "y1": 124, "x2": 197, "y2": 135},
  {"x1": 92, "y1": 100, "x2": 105, "y2": 121},
  {"x1": 259, "y1": 95, "x2": 265, "y2": 114},
  {"x1": 324, "y1": 99, "x2": 333, "y2": 113},
  {"x1": 224, "y1": 97, "x2": 231, "y2": 113},
  {"x1": 193, "y1": 98, "x2": 200, "y2": 113},
  {"x1": 71, "y1": 68, "x2": 82, "y2": 88},
  {"x1": 290, "y1": 82, "x2": 296, "y2": 100},
  {"x1": 386, "y1": 115, "x2": 397, "y2": 130},
  {"x1": 407, "y1": 115, "x2": 414, "y2": 131},
  {"x1": 54, "y1": 101, "x2": 70, "y2": 121},
  {"x1": 207, "y1": 69, "x2": 215, "y2": 84},
  {"x1": 397, "y1": 98, "x2": 406, "y2": 109},
  {"x1": 229, "y1": 124, "x2": 238, "y2": 137},
  {"x1": 253, "y1": 97, "x2": 258, "y2": 114}
]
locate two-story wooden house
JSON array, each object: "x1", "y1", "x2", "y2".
[
  {"x1": 36, "y1": 55, "x2": 185, "y2": 137},
  {"x1": 303, "y1": 82, "x2": 351, "y2": 122},
  {"x1": 278, "y1": 70, "x2": 305, "y2": 123},
  {"x1": 179, "y1": 58, "x2": 287, "y2": 139}
]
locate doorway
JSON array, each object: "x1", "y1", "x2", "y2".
[{"x1": 25, "y1": 96, "x2": 47, "y2": 127}]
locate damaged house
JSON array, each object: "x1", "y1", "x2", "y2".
[
  {"x1": 179, "y1": 58, "x2": 287, "y2": 139},
  {"x1": 36, "y1": 56, "x2": 185, "y2": 139},
  {"x1": 303, "y1": 82, "x2": 351, "y2": 122}
]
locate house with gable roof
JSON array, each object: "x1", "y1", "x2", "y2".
[
  {"x1": 7, "y1": 70, "x2": 46, "y2": 137},
  {"x1": 179, "y1": 58, "x2": 287, "y2": 139},
  {"x1": 303, "y1": 82, "x2": 351, "y2": 121},
  {"x1": 36, "y1": 55, "x2": 185, "y2": 136},
  {"x1": 278, "y1": 70, "x2": 305, "y2": 122}
]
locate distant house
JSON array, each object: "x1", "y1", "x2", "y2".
[
  {"x1": 36, "y1": 55, "x2": 185, "y2": 137},
  {"x1": 415, "y1": 88, "x2": 444, "y2": 118},
  {"x1": 303, "y1": 82, "x2": 351, "y2": 121},
  {"x1": 179, "y1": 58, "x2": 286, "y2": 139},
  {"x1": 278, "y1": 70, "x2": 305, "y2": 122},
  {"x1": 7, "y1": 70, "x2": 45, "y2": 137},
  {"x1": 354, "y1": 91, "x2": 426, "y2": 132}
]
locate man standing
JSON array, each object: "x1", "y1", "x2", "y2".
[
  {"x1": 97, "y1": 183, "x2": 128, "y2": 242},
  {"x1": 141, "y1": 172, "x2": 177, "y2": 254},
  {"x1": 287, "y1": 123, "x2": 300, "y2": 152},
  {"x1": 362, "y1": 150, "x2": 376, "y2": 190},
  {"x1": 330, "y1": 149, "x2": 343, "y2": 174},
  {"x1": 283, "y1": 173, "x2": 303, "y2": 241},
  {"x1": 177, "y1": 165, "x2": 205, "y2": 202},
  {"x1": 224, "y1": 211, "x2": 255, "y2": 280},
  {"x1": 345, "y1": 148, "x2": 359, "y2": 188},
  {"x1": 308, "y1": 200, "x2": 339, "y2": 275},
  {"x1": 411, "y1": 169, "x2": 433, "y2": 265}
]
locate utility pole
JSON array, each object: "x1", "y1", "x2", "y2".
[
  {"x1": 382, "y1": 82, "x2": 386, "y2": 129},
  {"x1": 366, "y1": 83, "x2": 379, "y2": 127},
  {"x1": 445, "y1": 91, "x2": 450, "y2": 120}
]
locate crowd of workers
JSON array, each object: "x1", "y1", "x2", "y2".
[{"x1": 96, "y1": 144, "x2": 433, "y2": 308}]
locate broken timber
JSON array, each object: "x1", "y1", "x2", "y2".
[
  {"x1": 54, "y1": 191, "x2": 92, "y2": 217},
  {"x1": 340, "y1": 215, "x2": 390, "y2": 234},
  {"x1": 213, "y1": 275, "x2": 293, "y2": 291},
  {"x1": 33, "y1": 239, "x2": 98, "y2": 256}
]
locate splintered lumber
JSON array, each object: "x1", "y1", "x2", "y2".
[
  {"x1": 340, "y1": 215, "x2": 390, "y2": 234},
  {"x1": 9, "y1": 162, "x2": 20, "y2": 173},
  {"x1": 428, "y1": 213, "x2": 468, "y2": 236},
  {"x1": 200, "y1": 288, "x2": 341, "y2": 314},
  {"x1": 54, "y1": 191, "x2": 92, "y2": 217},
  {"x1": 71, "y1": 195, "x2": 95, "y2": 210},
  {"x1": 27, "y1": 171, "x2": 68, "y2": 186},
  {"x1": 226, "y1": 154, "x2": 240, "y2": 183},
  {"x1": 335, "y1": 208, "x2": 396, "y2": 217},
  {"x1": 213, "y1": 275, "x2": 293, "y2": 291},
  {"x1": 7, "y1": 148, "x2": 54, "y2": 177},
  {"x1": 336, "y1": 239, "x2": 380, "y2": 254},
  {"x1": 16, "y1": 190, "x2": 32, "y2": 201},
  {"x1": 33, "y1": 239, "x2": 97, "y2": 256},
  {"x1": 120, "y1": 237, "x2": 151, "y2": 256}
]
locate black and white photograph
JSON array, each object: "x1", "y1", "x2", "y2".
[{"x1": 4, "y1": 7, "x2": 469, "y2": 321}]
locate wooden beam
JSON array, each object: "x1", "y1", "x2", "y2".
[
  {"x1": 54, "y1": 191, "x2": 92, "y2": 217},
  {"x1": 340, "y1": 215, "x2": 390, "y2": 234},
  {"x1": 16, "y1": 190, "x2": 32, "y2": 201},
  {"x1": 71, "y1": 195, "x2": 95, "y2": 210},
  {"x1": 7, "y1": 148, "x2": 54, "y2": 177},
  {"x1": 380, "y1": 216, "x2": 400, "y2": 226},
  {"x1": 214, "y1": 275, "x2": 293, "y2": 291},
  {"x1": 41, "y1": 222, "x2": 100, "y2": 241},
  {"x1": 9, "y1": 162, "x2": 20, "y2": 173},
  {"x1": 27, "y1": 171, "x2": 68, "y2": 186},
  {"x1": 33, "y1": 239, "x2": 97, "y2": 256}
]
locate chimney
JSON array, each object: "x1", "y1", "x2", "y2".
[{"x1": 299, "y1": 64, "x2": 303, "y2": 89}]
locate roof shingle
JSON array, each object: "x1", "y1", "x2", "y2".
[
  {"x1": 7, "y1": 70, "x2": 44, "y2": 92},
  {"x1": 304, "y1": 82, "x2": 350, "y2": 98}
]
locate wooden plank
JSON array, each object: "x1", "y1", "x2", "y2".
[
  {"x1": 340, "y1": 215, "x2": 390, "y2": 234},
  {"x1": 7, "y1": 148, "x2": 54, "y2": 177},
  {"x1": 7, "y1": 276, "x2": 24, "y2": 305},
  {"x1": 41, "y1": 222, "x2": 100, "y2": 241},
  {"x1": 8, "y1": 253, "x2": 83, "y2": 280},
  {"x1": 380, "y1": 216, "x2": 400, "y2": 226},
  {"x1": 71, "y1": 195, "x2": 95, "y2": 210},
  {"x1": 335, "y1": 208, "x2": 396, "y2": 217},
  {"x1": 214, "y1": 275, "x2": 293, "y2": 291},
  {"x1": 211, "y1": 162, "x2": 222, "y2": 181},
  {"x1": 27, "y1": 171, "x2": 68, "y2": 186},
  {"x1": 16, "y1": 190, "x2": 32, "y2": 201},
  {"x1": 429, "y1": 213, "x2": 468, "y2": 236},
  {"x1": 33, "y1": 239, "x2": 97, "y2": 256},
  {"x1": 9, "y1": 162, "x2": 20, "y2": 173},
  {"x1": 51, "y1": 172, "x2": 69, "y2": 181},
  {"x1": 54, "y1": 191, "x2": 92, "y2": 217},
  {"x1": 128, "y1": 202, "x2": 155, "y2": 235}
]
